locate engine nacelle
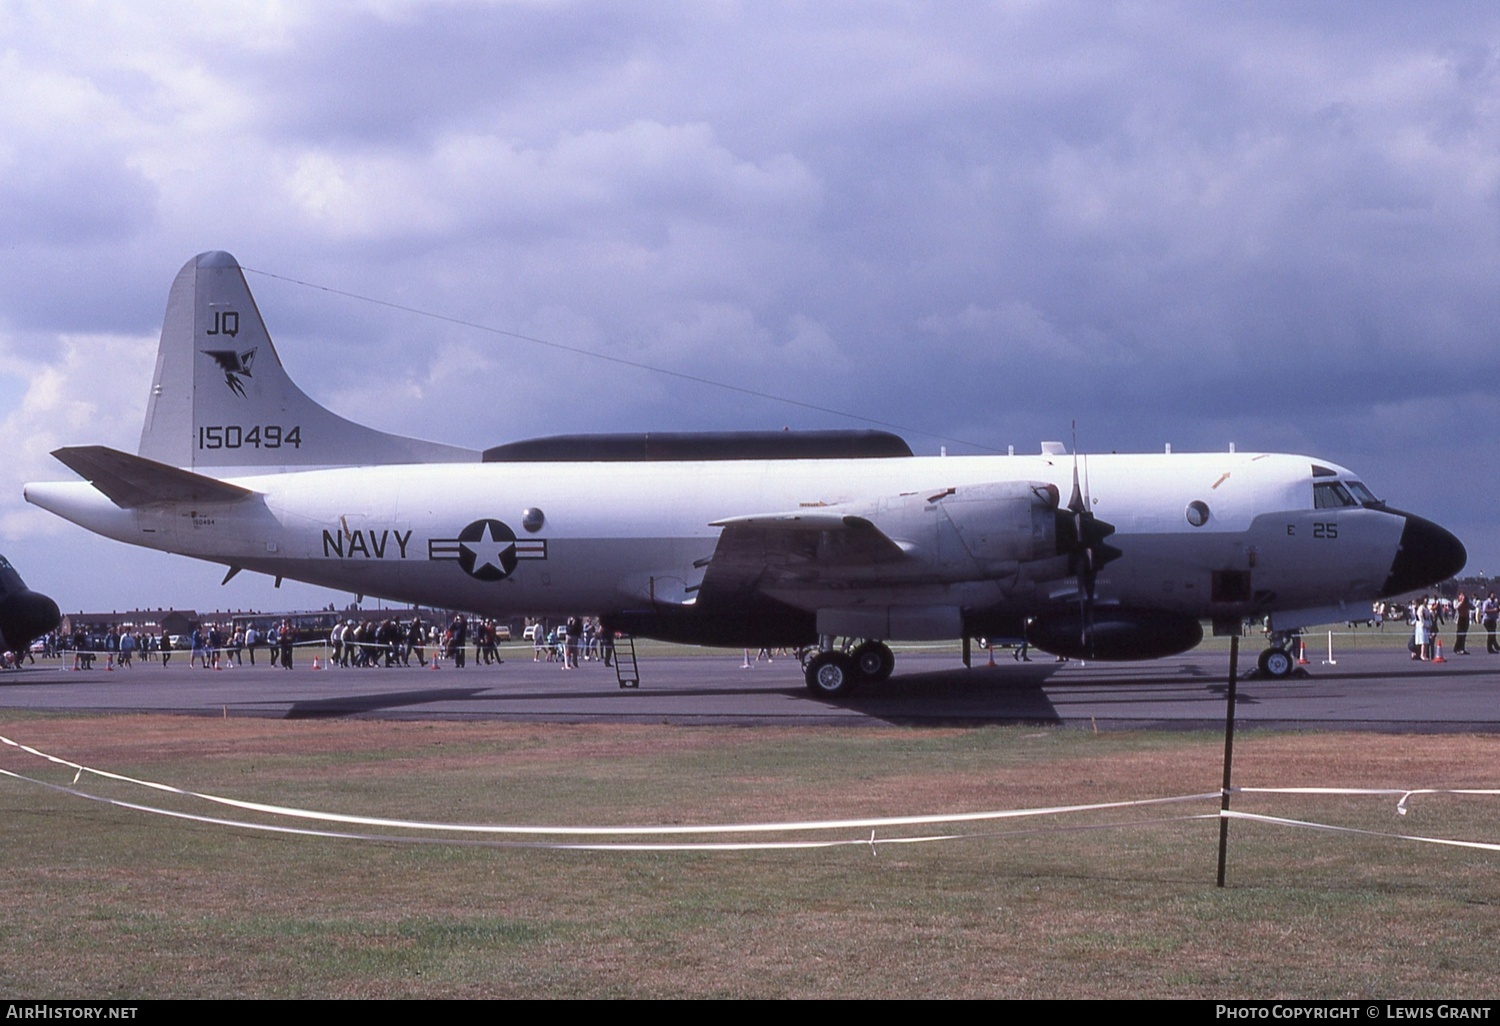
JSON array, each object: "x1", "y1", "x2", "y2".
[
  {"x1": 861, "y1": 480, "x2": 1061, "y2": 579},
  {"x1": 1026, "y1": 609, "x2": 1203, "y2": 661},
  {"x1": 932, "y1": 481, "x2": 1060, "y2": 571}
]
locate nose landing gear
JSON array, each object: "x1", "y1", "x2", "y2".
[
  {"x1": 1254, "y1": 631, "x2": 1304, "y2": 679},
  {"x1": 1256, "y1": 646, "x2": 1295, "y2": 679}
]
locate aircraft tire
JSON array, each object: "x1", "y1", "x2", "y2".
[
  {"x1": 805, "y1": 651, "x2": 860, "y2": 698},
  {"x1": 851, "y1": 641, "x2": 895, "y2": 682},
  {"x1": 1257, "y1": 647, "x2": 1294, "y2": 678}
]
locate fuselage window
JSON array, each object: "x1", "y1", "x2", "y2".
[
  {"x1": 1344, "y1": 481, "x2": 1380, "y2": 507},
  {"x1": 1313, "y1": 481, "x2": 1357, "y2": 509}
]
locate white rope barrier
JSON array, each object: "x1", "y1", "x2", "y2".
[
  {"x1": 0, "y1": 761, "x2": 1224, "y2": 851},
  {"x1": 5, "y1": 732, "x2": 1498, "y2": 856},
  {"x1": 1220, "y1": 809, "x2": 1500, "y2": 854},
  {"x1": 0, "y1": 731, "x2": 1214, "y2": 837},
  {"x1": 1234, "y1": 785, "x2": 1500, "y2": 816}
]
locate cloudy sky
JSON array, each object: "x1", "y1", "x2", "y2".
[{"x1": 2, "y1": 1, "x2": 1496, "y2": 614}]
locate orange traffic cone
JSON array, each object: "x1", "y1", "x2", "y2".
[
  {"x1": 1296, "y1": 637, "x2": 1310, "y2": 665},
  {"x1": 311, "y1": 657, "x2": 321, "y2": 670},
  {"x1": 1432, "y1": 639, "x2": 1447, "y2": 664}
]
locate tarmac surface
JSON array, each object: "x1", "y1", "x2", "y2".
[{"x1": 1, "y1": 641, "x2": 1497, "y2": 730}]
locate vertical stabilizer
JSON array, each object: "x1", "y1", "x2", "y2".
[{"x1": 138, "y1": 251, "x2": 479, "y2": 469}]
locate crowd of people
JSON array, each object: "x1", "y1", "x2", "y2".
[
  {"x1": 327, "y1": 615, "x2": 516, "y2": 668},
  {"x1": 531, "y1": 616, "x2": 615, "y2": 668},
  {"x1": 39, "y1": 620, "x2": 307, "y2": 671},
  {"x1": 15, "y1": 596, "x2": 1500, "y2": 671},
  {"x1": 1395, "y1": 592, "x2": 1500, "y2": 660},
  {"x1": 319, "y1": 614, "x2": 619, "y2": 669},
  {"x1": 21, "y1": 614, "x2": 619, "y2": 672}
]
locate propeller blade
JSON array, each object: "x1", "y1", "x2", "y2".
[{"x1": 1061, "y1": 426, "x2": 1120, "y2": 658}]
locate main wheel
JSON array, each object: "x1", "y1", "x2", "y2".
[
  {"x1": 1257, "y1": 647, "x2": 1294, "y2": 678},
  {"x1": 850, "y1": 641, "x2": 895, "y2": 682},
  {"x1": 805, "y1": 651, "x2": 860, "y2": 697}
]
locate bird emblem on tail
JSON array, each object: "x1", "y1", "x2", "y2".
[{"x1": 201, "y1": 347, "x2": 257, "y2": 397}]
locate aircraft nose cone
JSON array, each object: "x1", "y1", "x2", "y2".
[
  {"x1": 1380, "y1": 511, "x2": 1467, "y2": 597},
  {"x1": 0, "y1": 590, "x2": 61, "y2": 651}
]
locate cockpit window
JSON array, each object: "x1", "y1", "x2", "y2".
[
  {"x1": 1345, "y1": 481, "x2": 1380, "y2": 506},
  {"x1": 1314, "y1": 481, "x2": 1357, "y2": 509}
]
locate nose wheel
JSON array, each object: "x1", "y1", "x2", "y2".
[{"x1": 1256, "y1": 646, "x2": 1295, "y2": 679}]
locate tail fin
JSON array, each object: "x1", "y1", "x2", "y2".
[{"x1": 138, "y1": 251, "x2": 479, "y2": 469}]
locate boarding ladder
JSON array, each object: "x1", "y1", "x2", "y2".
[{"x1": 612, "y1": 634, "x2": 640, "y2": 689}]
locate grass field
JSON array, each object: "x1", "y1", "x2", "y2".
[{"x1": 0, "y1": 713, "x2": 1496, "y2": 998}]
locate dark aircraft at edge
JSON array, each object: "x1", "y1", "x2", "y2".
[{"x1": 0, "y1": 555, "x2": 60, "y2": 658}]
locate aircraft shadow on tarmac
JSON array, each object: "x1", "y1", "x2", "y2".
[
  {"x1": 267, "y1": 660, "x2": 1242, "y2": 724},
  {"x1": 280, "y1": 687, "x2": 492, "y2": 719},
  {"x1": 274, "y1": 678, "x2": 847, "y2": 719},
  {"x1": 19, "y1": 649, "x2": 1492, "y2": 727},
  {"x1": 848, "y1": 662, "x2": 1240, "y2": 721},
  {"x1": 269, "y1": 669, "x2": 1078, "y2": 722},
  {"x1": 827, "y1": 665, "x2": 1066, "y2": 722}
]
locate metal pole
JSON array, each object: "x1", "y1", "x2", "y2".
[{"x1": 1216, "y1": 634, "x2": 1239, "y2": 887}]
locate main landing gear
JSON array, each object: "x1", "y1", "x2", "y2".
[{"x1": 802, "y1": 638, "x2": 895, "y2": 698}]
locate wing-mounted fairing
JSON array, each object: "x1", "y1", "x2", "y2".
[{"x1": 698, "y1": 480, "x2": 1068, "y2": 604}]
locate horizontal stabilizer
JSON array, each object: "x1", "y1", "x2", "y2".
[{"x1": 52, "y1": 446, "x2": 255, "y2": 509}]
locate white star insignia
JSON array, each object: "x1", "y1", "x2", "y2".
[{"x1": 460, "y1": 522, "x2": 515, "y2": 574}]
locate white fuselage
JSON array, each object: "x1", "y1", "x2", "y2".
[{"x1": 24, "y1": 449, "x2": 1407, "y2": 634}]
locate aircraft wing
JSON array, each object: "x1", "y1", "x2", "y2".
[
  {"x1": 51, "y1": 445, "x2": 255, "y2": 508},
  {"x1": 695, "y1": 510, "x2": 910, "y2": 598}
]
